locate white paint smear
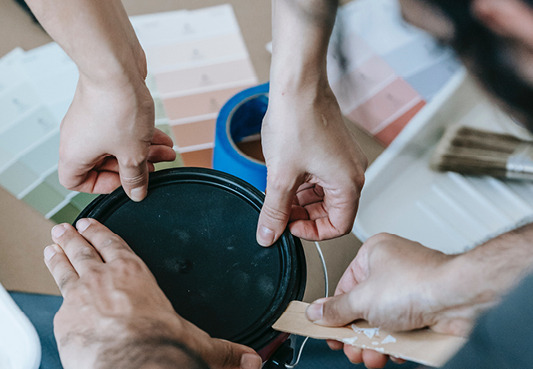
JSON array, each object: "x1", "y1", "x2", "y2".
[
  {"x1": 351, "y1": 324, "x2": 380, "y2": 339},
  {"x1": 342, "y1": 336, "x2": 359, "y2": 345},
  {"x1": 381, "y1": 335, "x2": 397, "y2": 344},
  {"x1": 372, "y1": 341, "x2": 379, "y2": 345}
]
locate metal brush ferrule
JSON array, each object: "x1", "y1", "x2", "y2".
[{"x1": 506, "y1": 144, "x2": 533, "y2": 174}]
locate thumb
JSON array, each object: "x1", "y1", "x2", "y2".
[
  {"x1": 118, "y1": 156, "x2": 149, "y2": 202},
  {"x1": 306, "y1": 291, "x2": 366, "y2": 327},
  {"x1": 204, "y1": 339, "x2": 262, "y2": 369},
  {"x1": 256, "y1": 173, "x2": 299, "y2": 247}
]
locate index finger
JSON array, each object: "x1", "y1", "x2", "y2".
[
  {"x1": 335, "y1": 247, "x2": 370, "y2": 296},
  {"x1": 289, "y1": 184, "x2": 359, "y2": 240},
  {"x1": 75, "y1": 218, "x2": 135, "y2": 262},
  {"x1": 43, "y1": 244, "x2": 78, "y2": 297},
  {"x1": 58, "y1": 156, "x2": 122, "y2": 194}
]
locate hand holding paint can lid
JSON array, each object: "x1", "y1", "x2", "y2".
[{"x1": 76, "y1": 167, "x2": 306, "y2": 364}]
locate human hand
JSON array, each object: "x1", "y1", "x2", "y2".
[
  {"x1": 306, "y1": 234, "x2": 495, "y2": 368},
  {"x1": 58, "y1": 75, "x2": 176, "y2": 202},
  {"x1": 256, "y1": 83, "x2": 367, "y2": 246},
  {"x1": 45, "y1": 219, "x2": 262, "y2": 369}
]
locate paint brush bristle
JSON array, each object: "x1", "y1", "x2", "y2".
[{"x1": 430, "y1": 126, "x2": 533, "y2": 180}]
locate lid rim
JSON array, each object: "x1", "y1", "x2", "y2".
[{"x1": 75, "y1": 167, "x2": 306, "y2": 352}]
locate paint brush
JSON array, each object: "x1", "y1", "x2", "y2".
[{"x1": 430, "y1": 125, "x2": 533, "y2": 180}]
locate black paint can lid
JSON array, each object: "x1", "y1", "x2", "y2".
[{"x1": 76, "y1": 167, "x2": 306, "y2": 352}]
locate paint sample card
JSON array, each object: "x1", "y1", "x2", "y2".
[
  {"x1": 0, "y1": 107, "x2": 57, "y2": 167},
  {"x1": 327, "y1": 0, "x2": 461, "y2": 145},
  {"x1": 131, "y1": 5, "x2": 258, "y2": 167},
  {"x1": 0, "y1": 44, "x2": 175, "y2": 222}
]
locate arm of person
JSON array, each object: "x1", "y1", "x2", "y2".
[
  {"x1": 441, "y1": 270, "x2": 533, "y2": 369},
  {"x1": 257, "y1": 0, "x2": 367, "y2": 246},
  {"x1": 24, "y1": 0, "x2": 176, "y2": 201},
  {"x1": 304, "y1": 224, "x2": 533, "y2": 368},
  {"x1": 45, "y1": 219, "x2": 262, "y2": 369}
]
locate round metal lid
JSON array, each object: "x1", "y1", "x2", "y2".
[{"x1": 76, "y1": 167, "x2": 306, "y2": 351}]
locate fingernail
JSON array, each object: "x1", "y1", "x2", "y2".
[
  {"x1": 257, "y1": 226, "x2": 274, "y2": 247},
  {"x1": 51, "y1": 224, "x2": 66, "y2": 239},
  {"x1": 44, "y1": 245, "x2": 57, "y2": 261},
  {"x1": 306, "y1": 302, "x2": 324, "y2": 322},
  {"x1": 240, "y1": 353, "x2": 262, "y2": 369},
  {"x1": 76, "y1": 218, "x2": 91, "y2": 233},
  {"x1": 130, "y1": 187, "x2": 145, "y2": 202}
]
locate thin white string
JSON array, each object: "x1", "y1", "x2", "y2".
[
  {"x1": 284, "y1": 241, "x2": 329, "y2": 369},
  {"x1": 315, "y1": 241, "x2": 329, "y2": 297}
]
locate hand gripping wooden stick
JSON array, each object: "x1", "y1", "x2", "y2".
[{"x1": 273, "y1": 301, "x2": 467, "y2": 367}]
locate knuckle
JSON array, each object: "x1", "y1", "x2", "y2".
[
  {"x1": 120, "y1": 172, "x2": 146, "y2": 187},
  {"x1": 220, "y1": 347, "x2": 238, "y2": 368},
  {"x1": 267, "y1": 171, "x2": 294, "y2": 193},
  {"x1": 46, "y1": 252, "x2": 59, "y2": 265},
  {"x1": 119, "y1": 154, "x2": 147, "y2": 169},
  {"x1": 98, "y1": 235, "x2": 126, "y2": 253},
  {"x1": 323, "y1": 301, "x2": 342, "y2": 323},
  {"x1": 101, "y1": 234, "x2": 125, "y2": 249},
  {"x1": 85, "y1": 277, "x2": 105, "y2": 294},
  {"x1": 336, "y1": 221, "x2": 353, "y2": 236},
  {"x1": 366, "y1": 233, "x2": 395, "y2": 247},
  {"x1": 261, "y1": 202, "x2": 290, "y2": 223},
  {"x1": 112, "y1": 256, "x2": 144, "y2": 273},
  {"x1": 57, "y1": 169, "x2": 79, "y2": 191},
  {"x1": 84, "y1": 265, "x2": 102, "y2": 278},
  {"x1": 73, "y1": 247, "x2": 96, "y2": 262},
  {"x1": 57, "y1": 273, "x2": 75, "y2": 293},
  {"x1": 107, "y1": 234, "x2": 124, "y2": 244},
  {"x1": 139, "y1": 98, "x2": 155, "y2": 119},
  {"x1": 211, "y1": 339, "x2": 243, "y2": 369},
  {"x1": 350, "y1": 171, "x2": 366, "y2": 190}
]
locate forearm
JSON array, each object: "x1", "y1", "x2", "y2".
[
  {"x1": 270, "y1": 0, "x2": 338, "y2": 92},
  {"x1": 447, "y1": 223, "x2": 533, "y2": 307},
  {"x1": 97, "y1": 336, "x2": 207, "y2": 369},
  {"x1": 25, "y1": 0, "x2": 146, "y2": 86}
]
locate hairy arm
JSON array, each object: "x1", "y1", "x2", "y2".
[
  {"x1": 445, "y1": 224, "x2": 533, "y2": 314},
  {"x1": 97, "y1": 336, "x2": 208, "y2": 369},
  {"x1": 306, "y1": 224, "x2": 533, "y2": 368},
  {"x1": 45, "y1": 219, "x2": 261, "y2": 369},
  {"x1": 24, "y1": 0, "x2": 175, "y2": 201},
  {"x1": 258, "y1": 0, "x2": 366, "y2": 246}
]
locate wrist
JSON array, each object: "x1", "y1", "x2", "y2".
[
  {"x1": 78, "y1": 68, "x2": 150, "y2": 100},
  {"x1": 79, "y1": 60, "x2": 147, "y2": 91},
  {"x1": 269, "y1": 69, "x2": 332, "y2": 103},
  {"x1": 270, "y1": 57, "x2": 328, "y2": 92},
  {"x1": 443, "y1": 229, "x2": 533, "y2": 309},
  {"x1": 77, "y1": 41, "x2": 148, "y2": 88},
  {"x1": 441, "y1": 253, "x2": 498, "y2": 308}
]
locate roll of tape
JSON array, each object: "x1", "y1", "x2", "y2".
[{"x1": 213, "y1": 83, "x2": 268, "y2": 191}]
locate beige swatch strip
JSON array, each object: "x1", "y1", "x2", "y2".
[{"x1": 273, "y1": 301, "x2": 467, "y2": 367}]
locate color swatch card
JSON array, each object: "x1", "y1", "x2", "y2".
[
  {"x1": 131, "y1": 5, "x2": 258, "y2": 168},
  {"x1": 327, "y1": 0, "x2": 461, "y2": 145},
  {"x1": 0, "y1": 45, "x2": 178, "y2": 224},
  {"x1": 0, "y1": 46, "x2": 77, "y2": 223}
]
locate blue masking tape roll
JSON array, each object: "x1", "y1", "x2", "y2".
[{"x1": 213, "y1": 83, "x2": 269, "y2": 191}]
